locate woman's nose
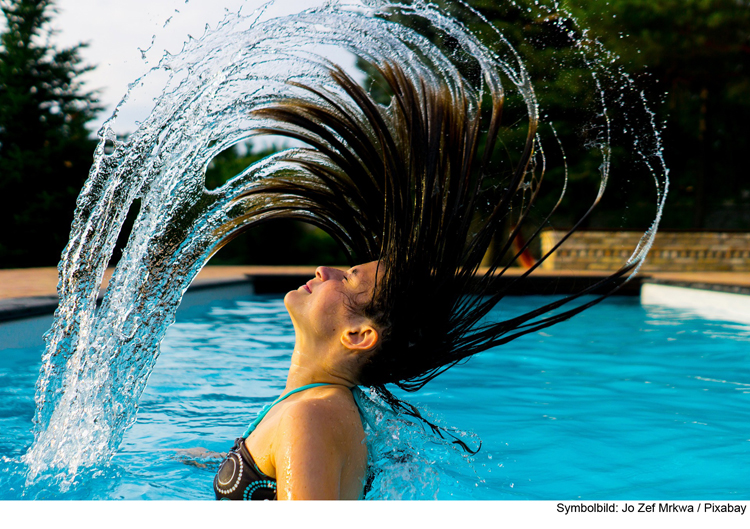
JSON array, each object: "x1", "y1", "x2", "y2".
[{"x1": 315, "y1": 266, "x2": 331, "y2": 281}]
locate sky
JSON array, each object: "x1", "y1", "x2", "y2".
[{"x1": 46, "y1": 0, "x2": 359, "y2": 135}]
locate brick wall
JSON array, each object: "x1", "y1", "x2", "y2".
[{"x1": 540, "y1": 230, "x2": 750, "y2": 272}]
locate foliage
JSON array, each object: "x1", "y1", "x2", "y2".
[
  {"x1": 0, "y1": 0, "x2": 100, "y2": 267},
  {"x1": 569, "y1": 0, "x2": 750, "y2": 229},
  {"x1": 366, "y1": 0, "x2": 750, "y2": 231},
  {"x1": 4, "y1": 0, "x2": 747, "y2": 269}
]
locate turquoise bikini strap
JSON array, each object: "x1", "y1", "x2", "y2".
[{"x1": 242, "y1": 382, "x2": 334, "y2": 438}]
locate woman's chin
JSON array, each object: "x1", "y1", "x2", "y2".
[{"x1": 284, "y1": 289, "x2": 305, "y2": 316}]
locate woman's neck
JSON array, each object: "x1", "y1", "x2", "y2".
[{"x1": 285, "y1": 346, "x2": 358, "y2": 392}]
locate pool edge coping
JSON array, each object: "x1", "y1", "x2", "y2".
[
  {"x1": 0, "y1": 278, "x2": 253, "y2": 323},
  {"x1": 3, "y1": 270, "x2": 750, "y2": 323}
]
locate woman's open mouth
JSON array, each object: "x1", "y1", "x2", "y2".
[{"x1": 303, "y1": 282, "x2": 312, "y2": 293}]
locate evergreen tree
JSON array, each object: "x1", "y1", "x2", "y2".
[{"x1": 0, "y1": 0, "x2": 100, "y2": 268}]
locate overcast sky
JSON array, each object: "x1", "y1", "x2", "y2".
[{"x1": 46, "y1": 0, "x2": 358, "y2": 135}]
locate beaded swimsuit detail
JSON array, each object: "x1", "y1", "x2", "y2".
[{"x1": 214, "y1": 436, "x2": 277, "y2": 500}]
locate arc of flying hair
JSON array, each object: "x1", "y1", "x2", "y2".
[
  {"x1": 206, "y1": 48, "x2": 644, "y2": 452},
  {"x1": 215, "y1": 54, "x2": 636, "y2": 390}
]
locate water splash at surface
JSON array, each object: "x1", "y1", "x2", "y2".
[
  {"x1": 353, "y1": 386, "x2": 484, "y2": 499},
  {"x1": 23, "y1": 0, "x2": 668, "y2": 491}
]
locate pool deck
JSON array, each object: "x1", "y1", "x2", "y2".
[{"x1": 1, "y1": 266, "x2": 749, "y2": 322}]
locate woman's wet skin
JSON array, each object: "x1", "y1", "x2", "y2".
[
  {"x1": 284, "y1": 261, "x2": 381, "y2": 358},
  {"x1": 243, "y1": 261, "x2": 381, "y2": 499}
]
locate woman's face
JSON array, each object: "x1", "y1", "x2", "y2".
[{"x1": 284, "y1": 261, "x2": 380, "y2": 347}]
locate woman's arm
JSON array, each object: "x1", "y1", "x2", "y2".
[{"x1": 273, "y1": 395, "x2": 366, "y2": 500}]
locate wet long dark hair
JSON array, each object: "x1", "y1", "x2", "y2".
[{"x1": 214, "y1": 56, "x2": 634, "y2": 450}]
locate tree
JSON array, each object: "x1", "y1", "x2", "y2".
[
  {"x1": 0, "y1": 0, "x2": 100, "y2": 268},
  {"x1": 360, "y1": 0, "x2": 657, "y2": 235},
  {"x1": 363, "y1": 0, "x2": 750, "y2": 231},
  {"x1": 569, "y1": 0, "x2": 750, "y2": 229}
]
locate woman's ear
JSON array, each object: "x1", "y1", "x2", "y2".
[{"x1": 340, "y1": 324, "x2": 379, "y2": 352}]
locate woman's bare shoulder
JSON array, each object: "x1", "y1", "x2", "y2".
[{"x1": 280, "y1": 387, "x2": 364, "y2": 439}]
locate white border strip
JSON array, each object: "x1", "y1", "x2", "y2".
[{"x1": 3, "y1": 501, "x2": 750, "y2": 529}]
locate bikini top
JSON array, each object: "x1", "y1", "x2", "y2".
[{"x1": 213, "y1": 383, "x2": 338, "y2": 501}]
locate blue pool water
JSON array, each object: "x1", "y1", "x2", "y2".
[{"x1": 1, "y1": 290, "x2": 749, "y2": 500}]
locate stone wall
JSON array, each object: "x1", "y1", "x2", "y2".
[{"x1": 540, "y1": 230, "x2": 750, "y2": 272}]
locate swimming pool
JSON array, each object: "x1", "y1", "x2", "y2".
[{"x1": 1, "y1": 287, "x2": 748, "y2": 500}]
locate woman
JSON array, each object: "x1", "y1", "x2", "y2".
[
  {"x1": 214, "y1": 262, "x2": 381, "y2": 500},
  {"x1": 212, "y1": 40, "x2": 640, "y2": 501}
]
